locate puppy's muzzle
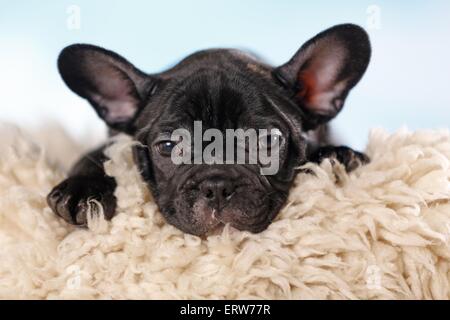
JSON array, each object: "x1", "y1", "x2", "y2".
[{"x1": 199, "y1": 177, "x2": 235, "y2": 209}]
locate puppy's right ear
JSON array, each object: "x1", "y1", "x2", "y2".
[
  {"x1": 273, "y1": 24, "x2": 371, "y2": 130},
  {"x1": 58, "y1": 44, "x2": 157, "y2": 133}
]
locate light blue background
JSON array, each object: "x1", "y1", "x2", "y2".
[{"x1": 1, "y1": 1, "x2": 449, "y2": 149}]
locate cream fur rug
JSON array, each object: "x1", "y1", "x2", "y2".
[{"x1": 0, "y1": 124, "x2": 449, "y2": 300}]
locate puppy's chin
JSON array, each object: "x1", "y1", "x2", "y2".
[{"x1": 161, "y1": 200, "x2": 280, "y2": 237}]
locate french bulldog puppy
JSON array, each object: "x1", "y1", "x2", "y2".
[{"x1": 47, "y1": 24, "x2": 371, "y2": 236}]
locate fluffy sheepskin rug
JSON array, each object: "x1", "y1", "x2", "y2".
[{"x1": 0, "y1": 124, "x2": 449, "y2": 300}]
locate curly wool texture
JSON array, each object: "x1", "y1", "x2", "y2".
[{"x1": 0, "y1": 125, "x2": 449, "y2": 299}]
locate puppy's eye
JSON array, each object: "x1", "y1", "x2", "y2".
[
  {"x1": 259, "y1": 130, "x2": 283, "y2": 150},
  {"x1": 156, "y1": 141, "x2": 176, "y2": 156}
]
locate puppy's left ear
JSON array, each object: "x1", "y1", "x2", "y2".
[
  {"x1": 58, "y1": 44, "x2": 157, "y2": 133},
  {"x1": 274, "y1": 24, "x2": 371, "y2": 130}
]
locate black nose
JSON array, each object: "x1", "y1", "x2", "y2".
[{"x1": 199, "y1": 178, "x2": 235, "y2": 204}]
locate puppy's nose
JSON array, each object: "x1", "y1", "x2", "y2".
[{"x1": 200, "y1": 178, "x2": 235, "y2": 204}]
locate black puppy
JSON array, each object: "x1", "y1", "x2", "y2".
[{"x1": 47, "y1": 24, "x2": 370, "y2": 236}]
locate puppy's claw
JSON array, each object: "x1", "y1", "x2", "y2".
[
  {"x1": 310, "y1": 146, "x2": 369, "y2": 172},
  {"x1": 47, "y1": 175, "x2": 117, "y2": 226}
]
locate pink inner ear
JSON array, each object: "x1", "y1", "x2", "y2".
[
  {"x1": 91, "y1": 67, "x2": 140, "y2": 123},
  {"x1": 103, "y1": 99, "x2": 138, "y2": 123},
  {"x1": 297, "y1": 46, "x2": 347, "y2": 115}
]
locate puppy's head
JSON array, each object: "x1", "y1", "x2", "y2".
[{"x1": 58, "y1": 24, "x2": 370, "y2": 236}]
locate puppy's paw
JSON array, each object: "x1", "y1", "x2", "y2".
[
  {"x1": 310, "y1": 146, "x2": 370, "y2": 172},
  {"x1": 47, "y1": 175, "x2": 117, "y2": 226}
]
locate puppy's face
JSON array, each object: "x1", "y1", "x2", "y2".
[
  {"x1": 133, "y1": 70, "x2": 301, "y2": 235},
  {"x1": 58, "y1": 24, "x2": 371, "y2": 236}
]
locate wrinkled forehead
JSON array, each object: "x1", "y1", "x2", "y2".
[{"x1": 149, "y1": 72, "x2": 285, "y2": 138}]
